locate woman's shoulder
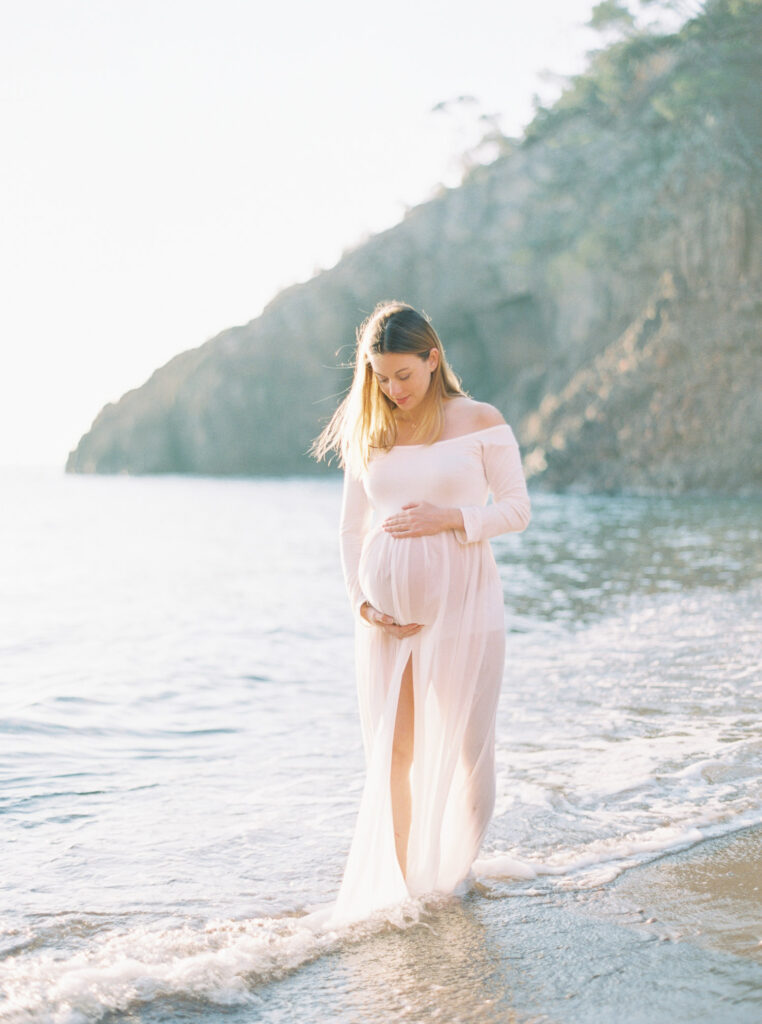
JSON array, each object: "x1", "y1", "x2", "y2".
[{"x1": 445, "y1": 397, "x2": 507, "y2": 433}]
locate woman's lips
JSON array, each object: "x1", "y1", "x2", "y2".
[{"x1": 396, "y1": 396, "x2": 410, "y2": 405}]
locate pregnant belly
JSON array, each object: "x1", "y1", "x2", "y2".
[{"x1": 358, "y1": 527, "x2": 449, "y2": 626}]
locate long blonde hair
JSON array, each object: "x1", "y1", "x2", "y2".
[{"x1": 311, "y1": 300, "x2": 465, "y2": 473}]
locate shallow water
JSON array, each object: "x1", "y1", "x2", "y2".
[{"x1": 1, "y1": 468, "x2": 761, "y2": 1022}]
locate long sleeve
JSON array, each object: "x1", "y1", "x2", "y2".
[
  {"x1": 454, "y1": 429, "x2": 531, "y2": 544},
  {"x1": 339, "y1": 466, "x2": 373, "y2": 614}
]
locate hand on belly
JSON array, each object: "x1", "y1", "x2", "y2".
[
  {"x1": 382, "y1": 501, "x2": 458, "y2": 538},
  {"x1": 361, "y1": 603, "x2": 423, "y2": 638},
  {"x1": 359, "y1": 527, "x2": 448, "y2": 627}
]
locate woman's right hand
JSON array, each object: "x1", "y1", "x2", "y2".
[{"x1": 360, "y1": 602, "x2": 423, "y2": 638}]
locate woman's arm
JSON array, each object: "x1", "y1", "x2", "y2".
[
  {"x1": 381, "y1": 426, "x2": 531, "y2": 543},
  {"x1": 454, "y1": 428, "x2": 531, "y2": 544},
  {"x1": 339, "y1": 467, "x2": 372, "y2": 614}
]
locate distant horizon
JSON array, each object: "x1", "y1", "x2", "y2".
[{"x1": 2, "y1": 0, "x2": 686, "y2": 469}]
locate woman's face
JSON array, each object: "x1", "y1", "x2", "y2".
[{"x1": 369, "y1": 349, "x2": 439, "y2": 414}]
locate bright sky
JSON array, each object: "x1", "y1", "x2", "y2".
[{"x1": 2, "y1": 0, "x2": 615, "y2": 468}]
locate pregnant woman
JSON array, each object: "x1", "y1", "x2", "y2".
[{"x1": 312, "y1": 300, "x2": 531, "y2": 925}]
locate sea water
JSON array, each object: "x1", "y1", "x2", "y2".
[{"x1": 1, "y1": 467, "x2": 760, "y2": 1023}]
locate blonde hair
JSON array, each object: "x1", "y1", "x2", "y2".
[{"x1": 311, "y1": 300, "x2": 465, "y2": 473}]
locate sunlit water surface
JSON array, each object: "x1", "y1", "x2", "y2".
[{"x1": 1, "y1": 468, "x2": 761, "y2": 1023}]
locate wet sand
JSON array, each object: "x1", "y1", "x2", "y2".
[
  {"x1": 598, "y1": 823, "x2": 762, "y2": 962},
  {"x1": 241, "y1": 829, "x2": 762, "y2": 1024}
]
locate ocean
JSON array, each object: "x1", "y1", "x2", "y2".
[{"x1": 1, "y1": 467, "x2": 761, "y2": 1023}]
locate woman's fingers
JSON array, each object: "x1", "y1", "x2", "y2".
[
  {"x1": 385, "y1": 622, "x2": 422, "y2": 637},
  {"x1": 366, "y1": 605, "x2": 422, "y2": 636},
  {"x1": 383, "y1": 501, "x2": 441, "y2": 537},
  {"x1": 382, "y1": 513, "x2": 433, "y2": 537},
  {"x1": 383, "y1": 509, "x2": 415, "y2": 525},
  {"x1": 383, "y1": 517, "x2": 421, "y2": 537},
  {"x1": 382, "y1": 515, "x2": 405, "y2": 530}
]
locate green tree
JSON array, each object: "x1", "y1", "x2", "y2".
[{"x1": 589, "y1": 1, "x2": 637, "y2": 32}]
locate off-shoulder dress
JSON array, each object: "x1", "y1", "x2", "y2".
[{"x1": 332, "y1": 422, "x2": 531, "y2": 924}]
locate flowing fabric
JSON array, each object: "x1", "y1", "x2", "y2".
[{"x1": 331, "y1": 423, "x2": 531, "y2": 926}]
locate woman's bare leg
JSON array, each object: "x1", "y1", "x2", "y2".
[{"x1": 391, "y1": 654, "x2": 414, "y2": 878}]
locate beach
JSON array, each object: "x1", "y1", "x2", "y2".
[
  {"x1": 246, "y1": 827, "x2": 762, "y2": 1024},
  {"x1": 1, "y1": 468, "x2": 760, "y2": 1023},
  {"x1": 256, "y1": 827, "x2": 762, "y2": 1023},
  {"x1": 601, "y1": 823, "x2": 762, "y2": 962}
]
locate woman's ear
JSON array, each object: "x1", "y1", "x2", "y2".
[{"x1": 427, "y1": 348, "x2": 440, "y2": 371}]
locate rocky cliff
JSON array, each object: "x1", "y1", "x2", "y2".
[{"x1": 66, "y1": 0, "x2": 762, "y2": 493}]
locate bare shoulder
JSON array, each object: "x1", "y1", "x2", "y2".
[
  {"x1": 471, "y1": 401, "x2": 506, "y2": 429},
  {"x1": 447, "y1": 397, "x2": 506, "y2": 432}
]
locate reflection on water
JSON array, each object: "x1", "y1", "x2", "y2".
[
  {"x1": 497, "y1": 492, "x2": 762, "y2": 631},
  {"x1": 338, "y1": 900, "x2": 524, "y2": 1024},
  {"x1": 1, "y1": 470, "x2": 761, "y2": 1024}
]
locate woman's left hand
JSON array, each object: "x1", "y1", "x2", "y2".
[{"x1": 382, "y1": 502, "x2": 461, "y2": 538}]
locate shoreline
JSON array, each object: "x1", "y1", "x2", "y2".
[
  {"x1": 594, "y1": 822, "x2": 762, "y2": 962},
  {"x1": 252, "y1": 825, "x2": 762, "y2": 1024}
]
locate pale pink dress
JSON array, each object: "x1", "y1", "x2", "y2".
[{"x1": 332, "y1": 423, "x2": 531, "y2": 925}]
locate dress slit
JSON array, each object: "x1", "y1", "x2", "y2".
[{"x1": 391, "y1": 651, "x2": 415, "y2": 878}]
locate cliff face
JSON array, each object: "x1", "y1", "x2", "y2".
[
  {"x1": 523, "y1": 269, "x2": 762, "y2": 493},
  {"x1": 66, "y1": 0, "x2": 762, "y2": 493}
]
